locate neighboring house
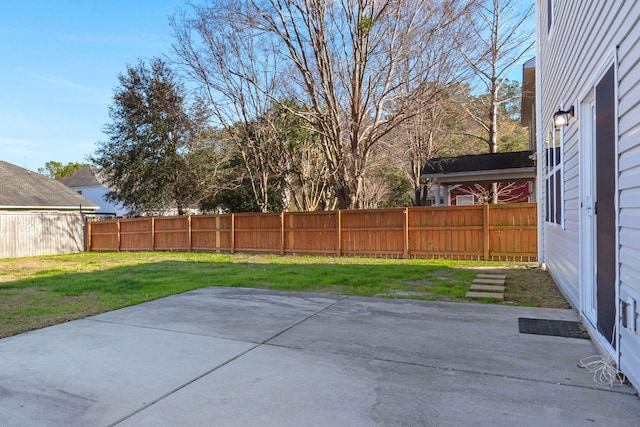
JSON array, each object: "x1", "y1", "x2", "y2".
[
  {"x1": 60, "y1": 165, "x2": 128, "y2": 217},
  {"x1": 0, "y1": 161, "x2": 99, "y2": 212},
  {"x1": 535, "y1": 1, "x2": 640, "y2": 388},
  {"x1": 420, "y1": 151, "x2": 536, "y2": 206},
  {"x1": 0, "y1": 161, "x2": 98, "y2": 258},
  {"x1": 448, "y1": 181, "x2": 531, "y2": 206}
]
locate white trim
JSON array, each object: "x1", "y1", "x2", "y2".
[
  {"x1": 613, "y1": 50, "x2": 621, "y2": 366},
  {"x1": 575, "y1": 47, "x2": 620, "y2": 360},
  {"x1": 535, "y1": 20, "x2": 544, "y2": 265},
  {"x1": 422, "y1": 167, "x2": 536, "y2": 184},
  {"x1": 579, "y1": 94, "x2": 596, "y2": 327},
  {"x1": 0, "y1": 206, "x2": 99, "y2": 210},
  {"x1": 455, "y1": 195, "x2": 475, "y2": 206},
  {"x1": 543, "y1": 124, "x2": 564, "y2": 228}
]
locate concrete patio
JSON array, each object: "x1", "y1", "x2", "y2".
[{"x1": 0, "y1": 287, "x2": 638, "y2": 426}]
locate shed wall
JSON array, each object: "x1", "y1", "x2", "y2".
[{"x1": 0, "y1": 212, "x2": 86, "y2": 258}]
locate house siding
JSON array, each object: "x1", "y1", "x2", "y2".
[
  {"x1": 0, "y1": 212, "x2": 86, "y2": 258},
  {"x1": 616, "y1": 2, "x2": 640, "y2": 390},
  {"x1": 72, "y1": 185, "x2": 127, "y2": 217},
  {"x1": 538, "y1": 0, "x2": 640, "y2": 388},
  {"x1": 448, "y1": 181, "x2": 531, "y2": 205}
]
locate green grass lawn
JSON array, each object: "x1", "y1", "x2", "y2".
[{"x1": 0, "y1": 252, "x2": 535, "y2": 338}]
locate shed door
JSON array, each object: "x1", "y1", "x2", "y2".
[{"x1": 595, "y1": 65, "x2": 616, "y2": 344}]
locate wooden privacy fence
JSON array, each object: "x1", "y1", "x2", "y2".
[{"x1": 87, "y1": 203, "x2": 537, "y2": 261}]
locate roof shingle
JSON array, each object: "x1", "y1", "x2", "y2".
[{"x1": 0, "y1": 161, "x2": 99, "y2": 209}]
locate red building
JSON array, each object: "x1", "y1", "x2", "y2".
[{"x1": 420, "y1": 151, "x2": 536, "y2": 206}]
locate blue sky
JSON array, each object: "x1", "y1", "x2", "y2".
[
  {"x1": 0, "y1": 0, "x2": 187, "y2": 172},
  {"x1": 1, "y1": 1, "x2": 533, "y2": 173}
]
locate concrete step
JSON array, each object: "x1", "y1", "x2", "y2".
[
  {"x1": 465, "y1": 291, "x2": 504, "y2": 300},
  {"x1": 470, "y1": 284, "x2": 506, "y2": 292},
  {"x1": 473, "y1": 278, "x2": 506, "y2": 285},
  {"x1": 476, "y1": 274, "x2": 506, "y2": 281}
]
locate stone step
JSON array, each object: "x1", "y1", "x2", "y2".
[
  {"x1": 470, "y1": 284, "x2": 506, "y2": 292},
  {"x1": 473, "y1": 278, "x2": 506, "y2": 285},
  {"x1": 476, "y1": 274, "x2": 506, "y2": 281},
  {"x1": 465, "y1": 291, "x2": 504, "y2": 300}
]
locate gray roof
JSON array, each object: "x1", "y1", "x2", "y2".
[
  {"x1": 60, "y1": 165, "x2": 108, "y2": 188},
  {"x1": 422, "y1": 151, "x2": 535, "y2": 175},
  {"x1": 0, "y1": 161, "x2": 99, "y2": 209}
]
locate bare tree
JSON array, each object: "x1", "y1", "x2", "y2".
[
  {"x1": 172, "y1": 0, "x2": 472, "y2": 210},
  {"x1": 454, "y1": 181, "x2": 528, "y2": 205},
  {"x1": 455, "y1": 0, "x2": 534, "y2": 202},
  {"x1": 172, "y1": 3, "x2": 286, "y2": 212},
  {"x1": 381, "y1": 85, "x2": 469, "y2": 206}
]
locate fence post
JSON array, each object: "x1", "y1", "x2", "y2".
[
  {"x1": 151, "y1": 217, "x2": 155, "y2": 251},
  {"x1": 403, "y1": 208, "x2": 409, "y2": 259},
  {"x1": 336, "y1": 210, "x2": 342, "y2": 257},
  {"x1": 86, "y1": 220, "x2": 92, "y2": 252},
  {"x1": 280, "y1": 212, "x2": 285, "y2": 256},
  {"x1": 483, "y1": 204, "x2": 490, "y2": 260},
  {"x1": 215, "y1": 216, "x2": 221, "y2": 252},
  {"x1": 231, "y1": 213, "x2": 236, "y2": 254},
  {"x1": 188, "y1": 215, "x2": 192, "y2": 251},
  {"x1": 117, "y1": 220, "x2": 121, "y2": 252},
  {"x1": 150, "y1": 217, "x2": 155, "y2": 251}
]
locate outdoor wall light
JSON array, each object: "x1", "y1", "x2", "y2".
[{"x1": 553, "y1": 105, "x2": 575, "y2": 128}]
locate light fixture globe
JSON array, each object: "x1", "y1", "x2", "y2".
[{"x1": 553, "y1": 105, "x2": 575, "y2": 128}]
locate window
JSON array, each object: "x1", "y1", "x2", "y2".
[
  {"x1": 544, "y1": 125, "x2": 563, "y2": 225},
  {"x1": 456, "y1": 195, "x2": 475, "y2": 206},
  {"x1": 547, "y1": 0, "x2": 554, "y2": 33}
]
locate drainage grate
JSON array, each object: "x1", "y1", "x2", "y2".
[{"x1": 518, "y1": 318, "x2": 590, "y2": 339}]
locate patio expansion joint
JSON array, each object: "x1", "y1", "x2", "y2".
[
  {"x1": 86, "y1": 318, "x2": 260, "y2": 345},
  {"x1": 105, "y1": 296, "x2": 349, "y2": 427},
  {"x1": 257, "y1": 343, "x2": 637, "y2": 396}
]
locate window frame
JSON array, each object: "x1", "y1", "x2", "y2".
[{"x1": 544, "y1": 123, "x2": 564, "y2": 228}]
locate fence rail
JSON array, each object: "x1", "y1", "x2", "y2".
[{"x1": 87, "y1": 203, "x2": 537, "y2": 261}]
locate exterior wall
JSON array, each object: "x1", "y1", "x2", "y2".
[
  {"x1": 72, "y1": 185, "x2": 127, "y2": 216},
  {"x1": 0, "y1": 211, "x2": 86, "y2": 258},
  {"x1": 616, "y1": 0, "x2": 640, "y2": 391},
  {"x1": 448, "y1": 181, "x2": 532, "y2": 206},
  {"x1": 538, "y1": 0, "x2": 640, "y2": 388}
]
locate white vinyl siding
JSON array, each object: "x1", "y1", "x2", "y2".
[
  {"x1": 616, "y1": 4, "x2": 640, "y2": 389},
  {"x1": 538, "y1": 0, "x2": 640, "y2": 388},
  {"x1": 71, "y1": 185, "x2": 127, "y2": 217}
]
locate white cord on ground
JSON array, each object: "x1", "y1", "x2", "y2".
[{"x1": 578, "y1": 354, "x2": 626, "y2": 387}]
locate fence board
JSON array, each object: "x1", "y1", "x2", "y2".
[
  {"x1": 234, "y1": 213, "x2": 281, "y2": 253},
  {"x1": 191, "y1": 215, "x2": 232, "y2": 252},
  {"x1": 87, "y1": 203, "x2": 538, "y2": 261},
  {"x1": 284, "y1": 211, "x2": 337, "y2": 255},
  {"x1": 409, "y1": 206, "x2": 485, "y2": 259},
  {"x1": 154, "y1": 216, "x2": 190, "y2": 251},
  {"x1": 341, "y1": 209, "x2": 405, "y2": 257},
  {"x1": 119, "y1": 218, "x2": 152, "y2": 251}
]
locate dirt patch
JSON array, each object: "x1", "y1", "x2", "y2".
[{"x1": 475, "y1": 264, "x2": 571, "y2": 308}]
